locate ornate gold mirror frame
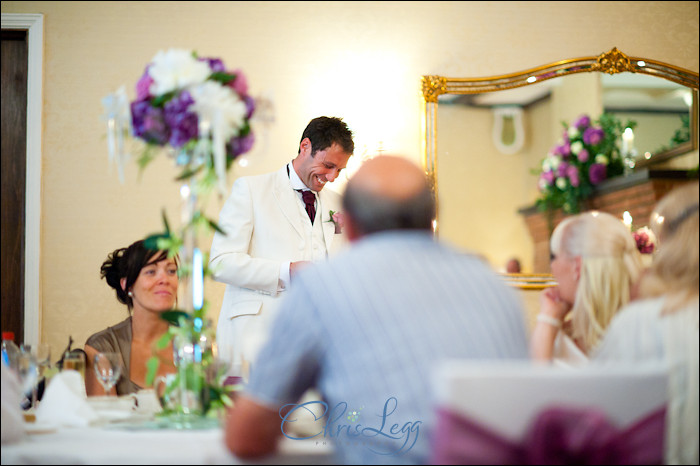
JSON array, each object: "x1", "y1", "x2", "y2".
[{"x1": 421, "y1": 47, "x2": 699, "y2": 289}]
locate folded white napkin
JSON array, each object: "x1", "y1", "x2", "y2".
[
  {"x1": 35, "y1": 371, "x2": 99, "y2": 427},
  {"x1": 2, "y1": 363, "x2": 27, "y2": 444}
]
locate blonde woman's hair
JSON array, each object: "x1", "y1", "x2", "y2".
[
  {"x1": 551, "y1": 211, "x2": 643, "y2": 351},
  {"x1": 641, "y1": 181, "x2": 699, "y2": 313}
]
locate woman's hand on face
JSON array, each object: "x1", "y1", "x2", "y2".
[{"x1": 540, "y1": 287, "x2": 571, "y2": 321}]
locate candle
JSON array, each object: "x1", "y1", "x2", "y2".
[
  {"x1": 622, "y1": 127, "x2": 634, "y2": 156},
  {"x1": 623, "y1": 211, "x2": 633, "y2": 231}
]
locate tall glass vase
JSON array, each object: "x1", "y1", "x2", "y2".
[{"x1": 161, "y1": 150, "x2": 216, "y2": 428}]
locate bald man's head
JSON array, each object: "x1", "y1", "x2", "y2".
[
  {"x1": 349, "y1": 155, "x2": 429, "y2": 201},
  {"x1": 342, "y1": 155, "x2": 435, "y2": 239}
]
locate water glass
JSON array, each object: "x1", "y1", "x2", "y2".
[{"x1": 93, "y1": 352, "x2": 123, "y2": 395}]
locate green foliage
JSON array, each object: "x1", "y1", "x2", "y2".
[
  {"x1": 652, "y1": 114, "x2": 691, "y2": 154},
  {"x1": 208, "y1": 71, "x2": 236, "y2": 85}
]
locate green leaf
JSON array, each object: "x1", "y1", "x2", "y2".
[
  {"x1": 209, "y1": 71, "x2": 236, "y2": 84},
  {"x1": 144, "y1": 232, "x2": 170, "y2": 250},
  {"x1": 175, "y1": 165, "x2": 205, "y2": 181},
  {"x1": 207, "y1": 218, "x2": 226, "y2": 235},
  {"x1": 161, "y1": 310, "x2": 192, "y2": 326},
  {"x1": 151, "y1": 91, "x2": 176, "y2": 108},
  {"x1": 145, "y1": 356, "x2": 160, "y2": 387},
  {"x1": 162, "y1": 210, "x2": 171, "y2": 234},
  {"x1": 155, "y1": 331, "x2": 174, "y2": 350},
  {"x1": 136, "y1": 146, "x2": 158, "y2": 180}
]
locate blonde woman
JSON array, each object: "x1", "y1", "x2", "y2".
[
  {"x1": 531, "y1": 211, "x2": 643, "y2": 365},
  {"x1": 595, "y1": 181, "x2": 699, "y2": 464}
]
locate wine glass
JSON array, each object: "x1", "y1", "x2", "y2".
[
  {"x1": 93, "y1": 352, "x2": 123, "y2": 396},
  {"x1": 17, "y1": 346, "x2": 39, "y2": 411},
  {"x1": 34, "y1": 343, "x2": 52, "y2": 377},
  {"x1": 22, "y1": 343, "x2": 51, "y2": 409}
]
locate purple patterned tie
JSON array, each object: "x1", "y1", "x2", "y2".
[{"x1": 297, "y1": 190, "x2": 316, "y2": 224}]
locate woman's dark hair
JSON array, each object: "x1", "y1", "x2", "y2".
[
  {"x1": 298, "y1": 116, "x2": 354, "y2": 156},
  {"x1": 100, "y1": 239, "x2": 171, "y2": 311}
]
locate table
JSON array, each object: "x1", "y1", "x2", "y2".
[{"x1": 1, "y1": 422, "x2": 335, "y2": 465}]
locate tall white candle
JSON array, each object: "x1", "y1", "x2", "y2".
[
  {"x1": 623, "y1": 211, "x2": 633, "y2": 231},
  {"x1": 622, "y1": 128, "x2": 634, "y2": 156}
]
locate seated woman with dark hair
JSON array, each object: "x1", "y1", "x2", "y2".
[{"x1": 84, "y1": 239, "x2": 178, "y2": 396}]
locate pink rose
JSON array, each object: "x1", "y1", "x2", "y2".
[{"x1": 330, "y1": 211, "x2": 345, "y2": 234}]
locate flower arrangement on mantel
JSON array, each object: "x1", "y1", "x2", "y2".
[
  {"x1": 533, "y1": 113, "x2": 636, "y2": 215},
  {"x1": 103, "y1": 48, "x2": 255, "y2": 419}
]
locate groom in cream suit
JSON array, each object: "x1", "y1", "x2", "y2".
[{"x1": 209, "y1": 116, "x2": 354, "y2": 375}]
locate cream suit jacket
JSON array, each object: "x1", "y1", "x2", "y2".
[{"x1": 209, "y1": 164, "x2": 346, "y2": 368}]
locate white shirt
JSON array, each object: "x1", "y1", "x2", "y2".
[{"x1": 594, "y1": 296, "x2": 699, "y2": 464}]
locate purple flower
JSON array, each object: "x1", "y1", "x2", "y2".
[
  {"x1": 583, "y1": 127, "x2": 604, "y2": 146},
  {"x1": 589, "y1": 163, "x2": 607, "y2": 185},
  {"x1": 227, "y1": 132, "x2": 255, "y2": 158},
  {"x1": 559, "y1": 143, "x2": 571, "y2": 159},
  {"x1": 566, "y1": 164, "x2": 580, "y2": 187},
  {"x1": 557, "y1": 161, "x2": 569, "y2": 178},
  {"x1": 542, "y1": 170, "x2": 555, "y2": 185},
  {"x1": 135, "y1": 67, "x2": 154, "y2": 100},
  {"x1": 574, "y1": 115, "x2": 591, "y2": 129},
  {"x1": 577, "y1": 148, "x2": 589, "y2": 163},
  {"x1": 243, "y1": 95, "x2": 255, "y2": 119},
  {"x1": 163, "y1": 91, "x2": 198, "y2": 148},
  {"x1": 200, "y1": 57, "x2": 226, "y2": 73},
  {"x1": 131, "y1": 99, "x2": 169, "y2": 145}
]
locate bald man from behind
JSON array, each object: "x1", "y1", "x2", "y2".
[{"x1": 224, "y1": 155, "x2": 529, "y2": 464}]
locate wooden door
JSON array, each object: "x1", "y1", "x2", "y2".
[{"x1": 1, "y1": 29, "x2": 28, "y2": 344}]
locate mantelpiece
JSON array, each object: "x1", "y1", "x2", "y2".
[{"x1": 518, "y1": 169, "x2": 699, "y2": 273}]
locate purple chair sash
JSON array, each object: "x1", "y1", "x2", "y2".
[{"x1": 430, "y1": 405, "x2": 666, "y2": 465}]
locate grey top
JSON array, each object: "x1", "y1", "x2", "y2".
[{"x1": 85, "y1": 316, "x2": 141, "y2": 395}]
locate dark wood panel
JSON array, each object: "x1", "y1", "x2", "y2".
[{"x1": 1, "y1": 30, "x2": 28, "y2": 344}]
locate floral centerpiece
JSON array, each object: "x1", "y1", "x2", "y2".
[
  {"x1": 533, "y1": 113, "x2": 636, "y2": 214},
  {"x1": 103, "y1": 49, "x2": 255, "y2": 424},
  {"x1": 130, "y1": 48, "x2": 255, "y2": 191}
]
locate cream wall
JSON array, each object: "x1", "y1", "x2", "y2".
[
  {"x1": 438, "y1": 73, "x2": 606, "y2": 272},
  {"x1": 2, "y1": 1, "x2": 699, "y2": 356}
]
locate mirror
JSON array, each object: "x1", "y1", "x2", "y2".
[{"x1": 421, "y1": 48, "x2": 699, "y2": 279}]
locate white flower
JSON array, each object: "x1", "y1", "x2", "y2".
[
  {"x1": 568, "y1": 126, "x2": 580, "y2": 139},
  {"x1": 595, "y1": 154, "x2": 609, "y2": 165},
  {"x1": 148, "y1": 49, "x2": 211, "y2": 96},
  {"x1": 548, "y1": 155, "x2": 561, "y2": 170},
  {"x1": 189, "y1": 81, "x2": 247, "y2": 141},
  {"x1": 556, "y1": 177, "x2": 567, "y2": 190},
  {"x1": 538, "y1": 178, "x2": 548, "y2": 191},
  {"x1": 542, "y1": 159, "x2": 551, "y2": 171},
  {"x1": 570, "y1": 141, "x2": 583, "y2": 155}
]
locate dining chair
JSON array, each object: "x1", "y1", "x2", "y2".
[{"x1": 430, "y1": 360, "x2": 668, "y2": 465}]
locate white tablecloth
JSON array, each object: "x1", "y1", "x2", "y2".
[{"x1": 1, "y1": 422, "x2": 335, "y2": 465}]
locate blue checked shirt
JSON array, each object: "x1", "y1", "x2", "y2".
[{"x1": 245, "y1": 231, "x2": 529, "y2": 464}]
